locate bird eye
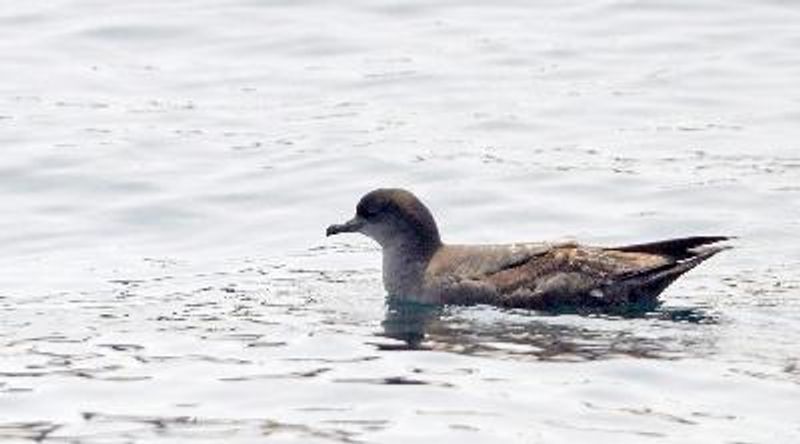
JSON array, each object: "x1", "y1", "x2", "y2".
[
  {"x1": 362, "y1": 207, "x2": 378, "y2": 219},
  {"x1": 358, "y1": 204, "x2": 381, "y2": 220}
]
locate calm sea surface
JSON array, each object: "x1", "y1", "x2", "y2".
[{"x1": 1, "y1": 1, "x2": 799, "y2": 442}]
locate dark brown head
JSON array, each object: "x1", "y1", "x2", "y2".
[{"x1": 326, "y1": 188, "x2": 442, "y2": 253}]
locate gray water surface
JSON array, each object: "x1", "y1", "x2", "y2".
[{"x1": 1, "y1": 1, "x2": 799, "y2": 442}]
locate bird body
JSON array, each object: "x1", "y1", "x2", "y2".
[{"x1": 327, "y1": 188, "x2": 729, "y2": 311}]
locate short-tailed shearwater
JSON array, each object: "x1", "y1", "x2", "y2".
[{"x1": 326, "y1": 188, "x2": 730, "y2": 310}]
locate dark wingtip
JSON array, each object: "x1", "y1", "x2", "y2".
[
  {"x1": 614, "y1": 235, "x2": 735, "y2": 259},
  {"x1": 696, "y1": 235, "x2": 735, "y2": 243}
]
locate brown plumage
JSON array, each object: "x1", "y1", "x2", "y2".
[{"x1": 326, "y1": 188, "x2": 730, "y2": 311}]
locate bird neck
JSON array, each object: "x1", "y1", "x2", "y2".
[{"x1": 381, "y1": 241, "x2": 440, "y2": 297}]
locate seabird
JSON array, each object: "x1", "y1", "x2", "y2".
[{"x1": 326, "y1": 188, "x2": 730, "y2": 311}]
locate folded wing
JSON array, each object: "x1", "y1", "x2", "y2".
[{"x1": 480, "y1": 236, "x2": 730, "y2": 309}]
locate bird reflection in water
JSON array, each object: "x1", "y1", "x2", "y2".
[{"x1": 379, "y1": 296, "x2": 717, "y2": 361}]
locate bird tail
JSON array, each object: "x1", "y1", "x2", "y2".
[{"x1": 611, "y1": 245, "x2": 730, "y2": 306}]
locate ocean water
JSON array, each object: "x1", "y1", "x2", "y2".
[{"x1": 1, "y1": 0, "x2": 799, "y2": 442}]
